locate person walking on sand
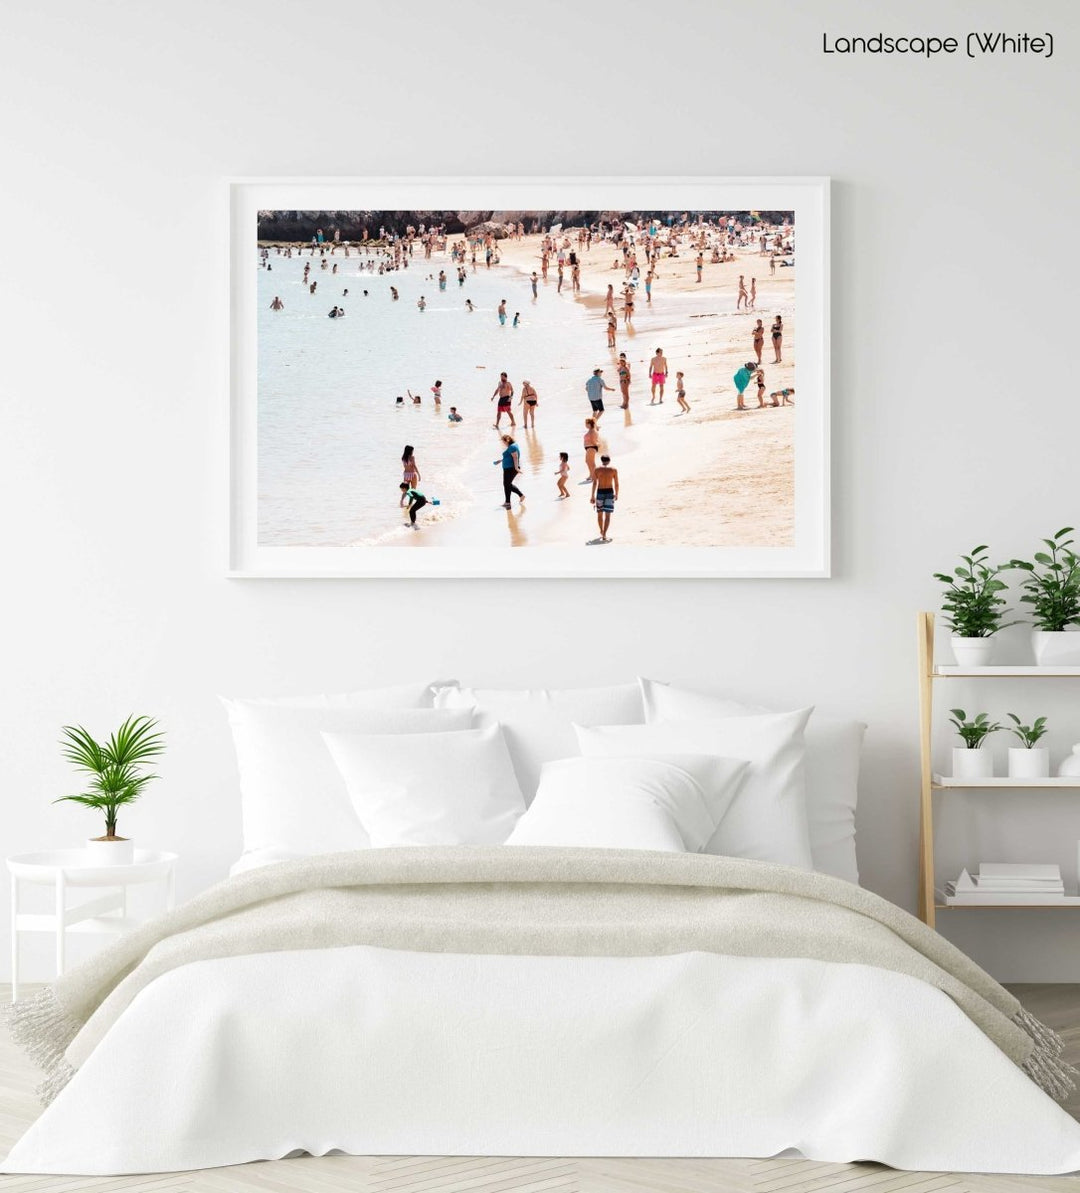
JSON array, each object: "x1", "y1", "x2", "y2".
[
  {"x1": 756, "y1": 369, "x2": 768, "y2": 408},
  {"x1": 498, "y1": 299, "x2": 507, "y2": 326},
  {"x1": 752, "y1": 318, "x2": 765, "y2": 364},
  {"x1": 583, "y1": 417, "x2": 600, "y2": 482},
  {"x1": 400, "y1": 445, "x2": 421, "y2": 506},
  {"x1": 606, "y1": 312, "x2": 617, "y2": 349},
  {"x1": 737, "y1": 275, "x2": 749, "y2": 310},
  {"x1": 649, "y1": 348, "x2": 668, "y2": 404},
  {"x1": 645, "y1": 269, "x2": 653, "y2": 303},
  {"x1": 269, "y1": 296, "x2": 284, "y2": 310},
  {"x1": 585, "y1": 368, "x2": 613, "y2": 420},
  {"x1": 623, "y1": 287, "x2": 634, "y2": 324},
  {"x1": 555, "y1": 451, "x2": 570, "y2": 498},
  {"x1": 399, "y1": 482, "x2": 428, "y2": 529},
  {"x1": 771, "y1": 315, "x2": 783, "y2": 362},
  {"x1": 733, "y1": 362, "x2": 756, "y2": 411},
  {"x1": 491, "y1": 372, "x2": 515, "y2": 428},
  {"x1": 617, "y1": 352, "x2": 632, "y2": 408},
  {"x1": 605, "y1": 284, "x2": 615, "y2": 316},
  {"x1": 675, "y1": 371, "x2": 690, "y2": 414},
  {"x1": 519, "y1": 379, "x2": 538, "y2": 429},
  {"x1": 749, "y1": 277, "x2": 757, "y2": 309},
  {"x1": 590, "y1": 454, "x2": 619, "y2": 543},
  {"x1": 495, "y1": 434, "x2": 525, "y2": 509},
  {"x1": 557, "y1": 263, "x2": 564, "y2": 293},
  {"x1": 696, "y1": 252, "x2": 703, "y2": 283}
]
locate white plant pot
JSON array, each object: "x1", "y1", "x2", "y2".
[
  {"x1": 84, "y1": 837, "x2": 134, "y2": 866},
  {"x1": 952, "y1": 747, "x2": 994, "y2": 780},
  {"x1": 1032, "y1": 629, "x2": 1080, "y2": 666},
  {"x1": 951, "y1": 636, "x2": 994, "y2": 667},
  {"x1": 1008, "y1": 747, "x2": 1050, "y2": 779}
]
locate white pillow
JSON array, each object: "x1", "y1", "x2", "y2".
[
  {"x1": 433, "y1": 683, "x2": 645, "y2": 800},
  {"x1": 505, "y1": 755, "x2": 749, "y2": 852},
  {"x1": 575, "y1": 708, "x2": 813, "y2": 869},
  {"x1": 221, "y1": 700, "x2": 473, "y2": 856},
  {"x1": 324, "y1": 724, "x2": 526, "y2": 847},
  {"x1": 639, "y1": 678, "x2": 865, "y2": 883}
]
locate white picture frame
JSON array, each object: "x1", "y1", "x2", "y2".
[{"x1": 229, "y1": 177, "x2": 830, "y2": 578}]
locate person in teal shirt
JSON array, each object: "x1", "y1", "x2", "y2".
[
  {"x1": 399, "y1": 483, "x2": 428, "y2": 528},
  {"x1": 733, "y1": 362, "x2": 757, "y2": 411}
]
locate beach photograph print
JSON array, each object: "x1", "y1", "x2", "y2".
[{"x1": 229, "y1": 180, "x2": 829, "y2": 577}]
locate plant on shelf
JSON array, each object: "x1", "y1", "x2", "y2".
[
  {"x1": 1006, "y1": 714, "x2": 1048, "y2": 749},
  {"x1": 948, "y1": 709, "x2": 1001, "y2": 780},
  {"x1": 55, "y1": 715, "x2": 165, "y2": 862},
  {"x1": 1006, "y1": 713, "x2": 1051, "y2": 779},
  {"x1": 1009, "y1": 528, "x2": 1080, "y2": 666},
  {"x1": 933, "y1": 546, "x2": 1017, "y2": 667},
  {"x1": 949, "y1": 709, "x2": 1002, "y2": 749}
]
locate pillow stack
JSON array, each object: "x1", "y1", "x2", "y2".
[{"x1": 221, "y1": 678, "x2": 863, "y2": 879}]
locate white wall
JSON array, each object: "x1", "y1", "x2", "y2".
[{"x1": 2, "y1": 0, "x2": 1077, "y2": 981}]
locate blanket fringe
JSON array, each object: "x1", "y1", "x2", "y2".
[
  {"x1": 3, "y1": 987, "x2": 80, "y2": 1106},
  {"x1": 1014, "y1": 1006, "x2": 1077, "y2": 1101}
]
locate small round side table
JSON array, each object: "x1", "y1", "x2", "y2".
[{"x1": 8, "y1": 849, "x2": 177, "y2": 1002}]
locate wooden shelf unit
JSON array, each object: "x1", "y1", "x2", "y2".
[{"x1": 917, "y1": 611, "x2": 1080, "y2": 928}]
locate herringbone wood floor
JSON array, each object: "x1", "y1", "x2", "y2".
[{"x1": 1, "y1": 984, "x2": 1078, "y2": 1192}]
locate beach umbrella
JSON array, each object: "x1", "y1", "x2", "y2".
[
  {"x1": 623, "y1": 221, "x2": 638, "y2": 232},
  {"x1": 550, "y1": 223, "x2": 562, "y2": 234}
]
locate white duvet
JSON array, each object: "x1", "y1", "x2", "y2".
[{"x1": 6, "y1": 945, "x2": 1080, "y2": 1176}]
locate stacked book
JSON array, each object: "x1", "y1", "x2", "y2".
[{"x1": 941, "y1": 863, "x2": 1070, "y2": 905}]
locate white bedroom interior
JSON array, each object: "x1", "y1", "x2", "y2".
[{"x1": 2, "y1": 0, "x2": 1079, "y2": 1188}]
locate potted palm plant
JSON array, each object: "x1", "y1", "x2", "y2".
[
  {"x1": 1009, "y1": 528, "x2": 1080, "y2": 665},
  {"x1": 55, "y1": 715, "x2": 165, "y2": 864},
  {"x1": 934, "y1": 546, "x2": 1017, "y2": 667},
  {"x1": 949, "y1": 709, "x2": 1001, "y2": 780},
  {"x1": 1006, "y1": 714, "x2": 1050, "y2": 779}
]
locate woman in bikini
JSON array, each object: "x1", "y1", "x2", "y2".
[
  {"x1": 755, "y1": 369, "x2": 768, "y2": 408},
  {"x1": 617, "y1": 353, "x2": 631, "y2": 408},
  {"x1": 583, "y1": 417, "x2": 600, "y2": 483},
  {"x1": 771, "y1": 315, "x2": 783, "y2": 363},
  {"x1": 519, "y1": 379, "x2": 538, "y2": 429},
  {"x1": 606, "y1": 312, "x2": 617, "y2": 349},
  {"x1": 400, "y1": 445, "x2": 420, "y2": 507},
  {"x1": 752, "y1": 319, "x2": 765, "y2": 364}
]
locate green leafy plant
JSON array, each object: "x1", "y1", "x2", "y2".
[
  {"x1": 948, "y1": 709, "x2": 1002, "y2": 750},
  {"x1": 1009, "y1": 528, "x2": 1080, "y2": 632},
  {"x1": 54, "y1": 715, "x2": 165, "y2": 839},
  {"x1": 933, "y1": 546, "x2": 1017, "y2": 638},
  {"x1": 1006, "y1": 714, "x2": 1048, "y2": 749}
]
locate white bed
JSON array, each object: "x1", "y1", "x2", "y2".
[
  {"x1": 6, "y1": 677, "x2": 1080, "y2": 1177},
  {"x1": 7, "y1": 946, "x2": 1080, "y2": 1176}
]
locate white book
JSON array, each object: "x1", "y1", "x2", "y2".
[
  {"x1": 979, "y1": 863, "x2": 1062, "y2": 881},
  {"x1": 938, "y1": 889, "x2": 1080, "y2": 907},
  {"x1": 944, "y1": 871, "x2": 1065, "y2": 899}
]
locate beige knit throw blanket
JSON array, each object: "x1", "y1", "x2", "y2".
[{"x1": 8, "y1": 846, "x2": 1076, "y2": 1105}]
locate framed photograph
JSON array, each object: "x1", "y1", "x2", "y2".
[{"x1": 229, "y1": 177, "x2": 829, "y2": 578}]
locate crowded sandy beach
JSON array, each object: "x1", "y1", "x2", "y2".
[{"x1": 257, "y1": 212, "x2": 796, "y2": 550}]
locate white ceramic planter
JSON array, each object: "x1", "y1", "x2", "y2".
[
  {"x1": 952, "y1": 747, "x2": 994, "y2": 780},
  {"x1": 951, "y1": 636, "x2": 994, "y2": 667},
  {"x1": 1032, "y1": 629, "x2": 1080, "y2": 666},
  {"x1": 1008, "y1": 747, "x2": 1050, "y2": 779},
  {"x1": 84, "y1": 837, "x2": 135, "y2": 866}
]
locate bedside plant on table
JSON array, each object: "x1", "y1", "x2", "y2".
[
  {"x1": 948, "y1": 709, "x2": 1001, "y2": 781},
  {"x1": 55, "y1": 715, "x2": 165, "y2": 866},
  {"x1": 1009, "y1": 528, "x2": 1080, "y2": 666},
  {"x1": 1006, "y1": 714, "x2": 1050, "y2": 779},
  {"x1": 934, "y1": 545, "x2": 1017, "y2": 667}
]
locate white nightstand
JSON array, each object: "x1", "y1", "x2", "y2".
[{"x1": 8, "y1": 849, "x2": 177, "y2": 1001}]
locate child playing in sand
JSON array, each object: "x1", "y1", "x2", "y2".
[
  {"x1": 675, "y1": 371, "x2": 690, "y2": 414},
  {"x1": 448, "y1": 407, "x2": 463, "y2": 422},
  {"x1": 399, "y1": 483, "x2": 427, "y2": 529},
  {"x1": 555, "y1": 452, "x2": 570, "y2": 498}
]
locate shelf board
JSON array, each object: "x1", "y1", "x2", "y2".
[
  {"x1": 932, "y1": 774, "x2": 1080, "y2": 789},
  {"x1": 935, "y1": 901, "x2": 1080, "y2": 910},
  {"x1": 933, "y1": 665, "x2": 1080, "y2": 677}
]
